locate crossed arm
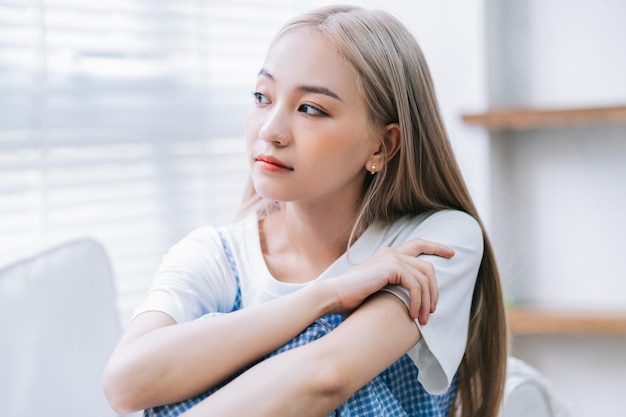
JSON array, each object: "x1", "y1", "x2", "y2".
[
  {"x1": 103, "y1": 239, "x2": 453, "y2": 416},
  {"x1": 179, "y1": 291, "x2": 420, "y2": 417}
]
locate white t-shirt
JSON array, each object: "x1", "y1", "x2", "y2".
[{"x1": 134, "y1": 209, "x2": 483, "y2": 394}]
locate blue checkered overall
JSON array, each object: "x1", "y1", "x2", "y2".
[{"x1": 144, "y1": 233, "x2": 457, "y2": 417}]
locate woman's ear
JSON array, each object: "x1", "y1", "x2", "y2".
[
  {"x1": 382, "y1": 123, "x2": 401, "y2": 161},
  {"x1": 365, "y1": 123, "x2": 401, "y2": 174}
]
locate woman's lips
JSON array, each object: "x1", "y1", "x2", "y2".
[{"x1": 255, "y1": 155, "x2": 293, "y2": 172}]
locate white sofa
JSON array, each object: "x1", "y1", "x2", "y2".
[
  {"x1": 502, "y1": 357, "x2": 568, "y2": 417},
  {"x1": 0, "y1": 238, "x2": 121, "y2": 417},
  {"x1": 0, "y1": 237, "x2": 565, "y2": 417}
]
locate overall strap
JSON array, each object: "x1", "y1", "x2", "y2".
[{"x1": 217, "y1": 231, "x2": 242, "y2": 311}]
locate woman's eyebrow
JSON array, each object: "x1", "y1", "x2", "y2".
[
  {"x1": 258, "y1": 68, "x2": 274, "y2": 79},
  {"x1": 297, "y1": 85, "x2": 342, "y2": 101},
  {"x1": 258, "y1": 68, "x2": 342, "y2": 101}
]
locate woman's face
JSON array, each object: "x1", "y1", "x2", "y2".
[{"x1": 245, "y1": 29, "x2": 379, "y2": 208}]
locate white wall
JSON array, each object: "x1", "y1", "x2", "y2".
[
  {"x1": 485, "y1": 1, "x2": 626, "y2": 416},
  {"x1": 525, "y1": 0, "x2": 626, "y2": 107},
  {"x1": 486, "y1": 0, "x2": 626, "y2": 107}
]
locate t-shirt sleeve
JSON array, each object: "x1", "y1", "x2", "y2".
[
  {"x1": 381, "y1": 210, "x2": 483, "y2": 394},
  {"x1": 132, "y1": 226, "x2": 238, "y2": 324}
]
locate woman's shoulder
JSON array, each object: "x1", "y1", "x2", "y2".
[
  {"x1": 392, "y1": 209, "x2": 483, "y2": 251},
  {"x1": 420, "y1": 209, "x2": 480, "y2": 230},
  {"x1": 397, "y1": 209, "x2": 480, "y2": 234}
]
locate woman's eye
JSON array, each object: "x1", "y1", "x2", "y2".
[
  {"x1": 298, "y1": 104, "x2": 327, "y2": 117},
  {"x1": 253, "y1": 92, "x2": 269, "y2": 105}
]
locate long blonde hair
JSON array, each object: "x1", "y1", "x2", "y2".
[{"x1": 240, "y1": 5, "x2": 507, "y2": 417}]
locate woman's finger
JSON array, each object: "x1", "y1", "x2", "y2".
[
  {"x1": 418, "y1": 270, "x2": 431, "y2": 325},
  {"x1": 394, "y1": 238, "x2": 455, "y2": 259},
  {"x1": 407, "y1": 278, "x2": 422, "y2": 320},
  {"x1": 396, "y1": 254, "x2": 437, "y2": 322},
  {"x1": 405, "y1": 255, "x2": 439, "y2": 311}
]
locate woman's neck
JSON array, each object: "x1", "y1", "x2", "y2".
[{"x1": 260, "y1": 200, "x2": 359, "y2": 283}]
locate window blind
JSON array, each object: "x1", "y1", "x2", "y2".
[{"x1": 0, "y1": 0, "x2": 301, "y2": 323}]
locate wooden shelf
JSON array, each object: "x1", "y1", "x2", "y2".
[
  {"x1": 461, "y1": 104, "x2": 626, "y2": 131},
  {"x1": 508, "y1": 307, "x2": 626, "y2": 336}
]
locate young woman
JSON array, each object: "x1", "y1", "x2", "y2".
[{"x1": 103, "y1": 5, "x2": 507, "y2": 417}]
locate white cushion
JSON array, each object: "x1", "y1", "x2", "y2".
[
  {"x1": 502, "y1": 357, "x2": 570, "y2": 417},
  {"x1": 0, "y1": 238, "x2": 121, "y2": 417}
]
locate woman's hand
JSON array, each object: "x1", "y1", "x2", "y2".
[{"x1": 321, "y1": 238, "x2": 454, "y2": 325}]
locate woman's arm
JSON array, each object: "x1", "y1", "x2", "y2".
[
  {"x1": 180, "y1": 291, "x2": 419, "y2": 417},
  {"x1": 103, "y1": 284, "x2": 335, "y2": 414},
  {"x1": 103, "y1": 238, "x2": 451, "y2": 414}
]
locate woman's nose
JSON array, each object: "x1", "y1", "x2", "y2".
[{"x1": 258, "y1": 106, "x2": 290, "y2": 146}]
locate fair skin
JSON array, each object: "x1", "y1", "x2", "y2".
[
  {"x1": 103, "y1": 29, "x2": 454, "y2": 416},
  {"x1": 249, "y1": 29, "x2": 395, "y2": 285}
]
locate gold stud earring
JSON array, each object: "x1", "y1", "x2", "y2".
[{"x1": 370, "y1": 162, "x2": 376, "y2": 175}]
